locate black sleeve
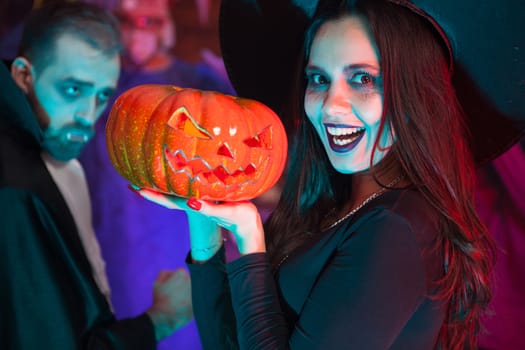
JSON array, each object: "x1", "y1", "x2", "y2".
[
  {"x1": 0, "y1": 188, "x2": 156, "y2": 350},
  {"x1": 227, "y1": 253, "x2": 289, "y2": 349},
  {"x1": 225, "y1": 210, "x2": 427, "y2": 349},
  {"x1": 87, "y1": 314, "x2": 156, "y2": 350},
  {"x1": 187, "y1": 246, "x2": 239, "y2": 350}
]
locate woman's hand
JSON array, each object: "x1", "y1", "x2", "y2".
[
  {"x1": 186, "y1": 198, "x2": 266, "y2": 256},
  {"x1": 129, "y1": 186, "x2": 266, "y2": 260}
]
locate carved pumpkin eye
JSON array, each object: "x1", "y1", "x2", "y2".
[
  {"x1": 243, "y1": 126, "x2": 273, "y2": 149},
  {"x1": 167, "y1": 106, "x2": 212, "y2": 139}
]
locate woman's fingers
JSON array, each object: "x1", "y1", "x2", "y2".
[
  {"x1": 128, "y1": 185, "x2": 189, "y2": 210},
  {"x1": 128, "y1": 185, "x2": 264, "y2": 252},
  {"x1": 186, "y1": 199, "x2": 248, "y2": 226}
]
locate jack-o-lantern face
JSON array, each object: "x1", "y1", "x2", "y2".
[{"x1": 106, "y1": 84, "x2": 288, "y2": 201}]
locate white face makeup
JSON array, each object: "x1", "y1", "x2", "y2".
[
  {"x1": 304, "y1": 15, "x2": 394, "y2": 174},
  {"x1": 31, "y1": 34, "x2": 120, "y2": 161}
]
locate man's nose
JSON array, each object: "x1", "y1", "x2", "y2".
[{"x1": 74, "y1": 100, "x2": 97, "y2": 127}]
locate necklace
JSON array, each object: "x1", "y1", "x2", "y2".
[
  {"x1": 325, "y1": 175, "x2": 403, "y2": 230},
  {"x1": 275, "y1": 175, "x2": 403, "y2": 271}
]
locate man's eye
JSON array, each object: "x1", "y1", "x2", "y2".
[
  {"x1": 98, "y1": 90, "x2": 114, "y2": 103},
  {"x1": 64, "y1": 86, "x2": 81, "y2": 97}
]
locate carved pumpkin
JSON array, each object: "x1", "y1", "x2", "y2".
[{"x1": 106, "y1": 84, "x2": 288, "y2": 201}]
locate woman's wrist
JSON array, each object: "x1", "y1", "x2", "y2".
[
  {"x1": 191, "y1": 238, "x2": 225, "y2": 263},
  {"x1": 187, "y1": 210, "x2": 223, "y2": 263}
]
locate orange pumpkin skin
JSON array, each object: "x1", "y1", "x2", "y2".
[{"x1": 106, "y1": 84, "x2": 288, "y2": 201}]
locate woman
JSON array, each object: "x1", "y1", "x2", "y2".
[{"x1": 133, "y1": 0, "x2": 525, "y2": 348}]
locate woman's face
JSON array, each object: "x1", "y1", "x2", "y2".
[{"x1": 304, "y1": 15, "x2": 393, "y2": 174}]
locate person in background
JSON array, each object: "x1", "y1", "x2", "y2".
[
  {"x1": 134, "y1": 0, "x2": 525, "y2": 348},
  {"x1": 111, "y1": 0, "x2": 234, "y2": 92},
  {"x1": 78, "y1": 0, "x2": 233, "y2": 348},
  {"x1": 0, "y1": 3, "x2": 192, "y2": 349}
]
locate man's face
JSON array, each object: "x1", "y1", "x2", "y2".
[{"x1": 30, "y1": 34, "x2": 120, "y2": 161}]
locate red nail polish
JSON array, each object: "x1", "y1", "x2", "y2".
[{"x1": 187, "y1": 198, "x2": 202, "y2": 211}]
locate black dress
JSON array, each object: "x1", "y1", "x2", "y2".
[{"x1": 188, "y1": 188, "x2": 446, "y2": 349}]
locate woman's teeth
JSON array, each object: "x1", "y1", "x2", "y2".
[{"x1": 327, "y1": 126, "x2": 365, "y2": 145}]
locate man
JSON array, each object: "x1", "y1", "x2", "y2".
[
  {"x1": 79, "y1": 1, "x2": 233, "y2": 348},
  {"x1": 0, "y1": 3, "x2": 192, "y2": 349}
]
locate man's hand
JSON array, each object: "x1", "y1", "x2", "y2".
[{"x1": 146, "y1": 268, "x2": 193, "y2": 341}]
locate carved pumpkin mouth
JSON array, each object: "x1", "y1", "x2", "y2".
[{"x1": 164, "y1": 147, "x2": 269, "y2": 187}]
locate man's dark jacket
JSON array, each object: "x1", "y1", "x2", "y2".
[{"x1": 0, "y1": 63, "x2": 156, "y2": 349}]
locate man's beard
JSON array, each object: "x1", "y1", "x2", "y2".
[{"x1": 26, "y1": 86, "x2": 50, "y2": 130}]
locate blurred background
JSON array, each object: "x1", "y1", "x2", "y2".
[{"x1": 1, "y1": 0, "x2": 226, "y2": 66}]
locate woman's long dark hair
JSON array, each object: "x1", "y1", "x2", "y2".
[{"x1": 265, "y1": 1, "x2": 495, "y2": 348}]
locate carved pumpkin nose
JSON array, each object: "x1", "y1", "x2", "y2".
[{"x1": 217, "y1": 143, "x2": 235, "y2": 159}]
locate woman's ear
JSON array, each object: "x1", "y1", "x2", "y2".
[{"x1": 10, "y1": 57, "x2": 34, "y2": 94}]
